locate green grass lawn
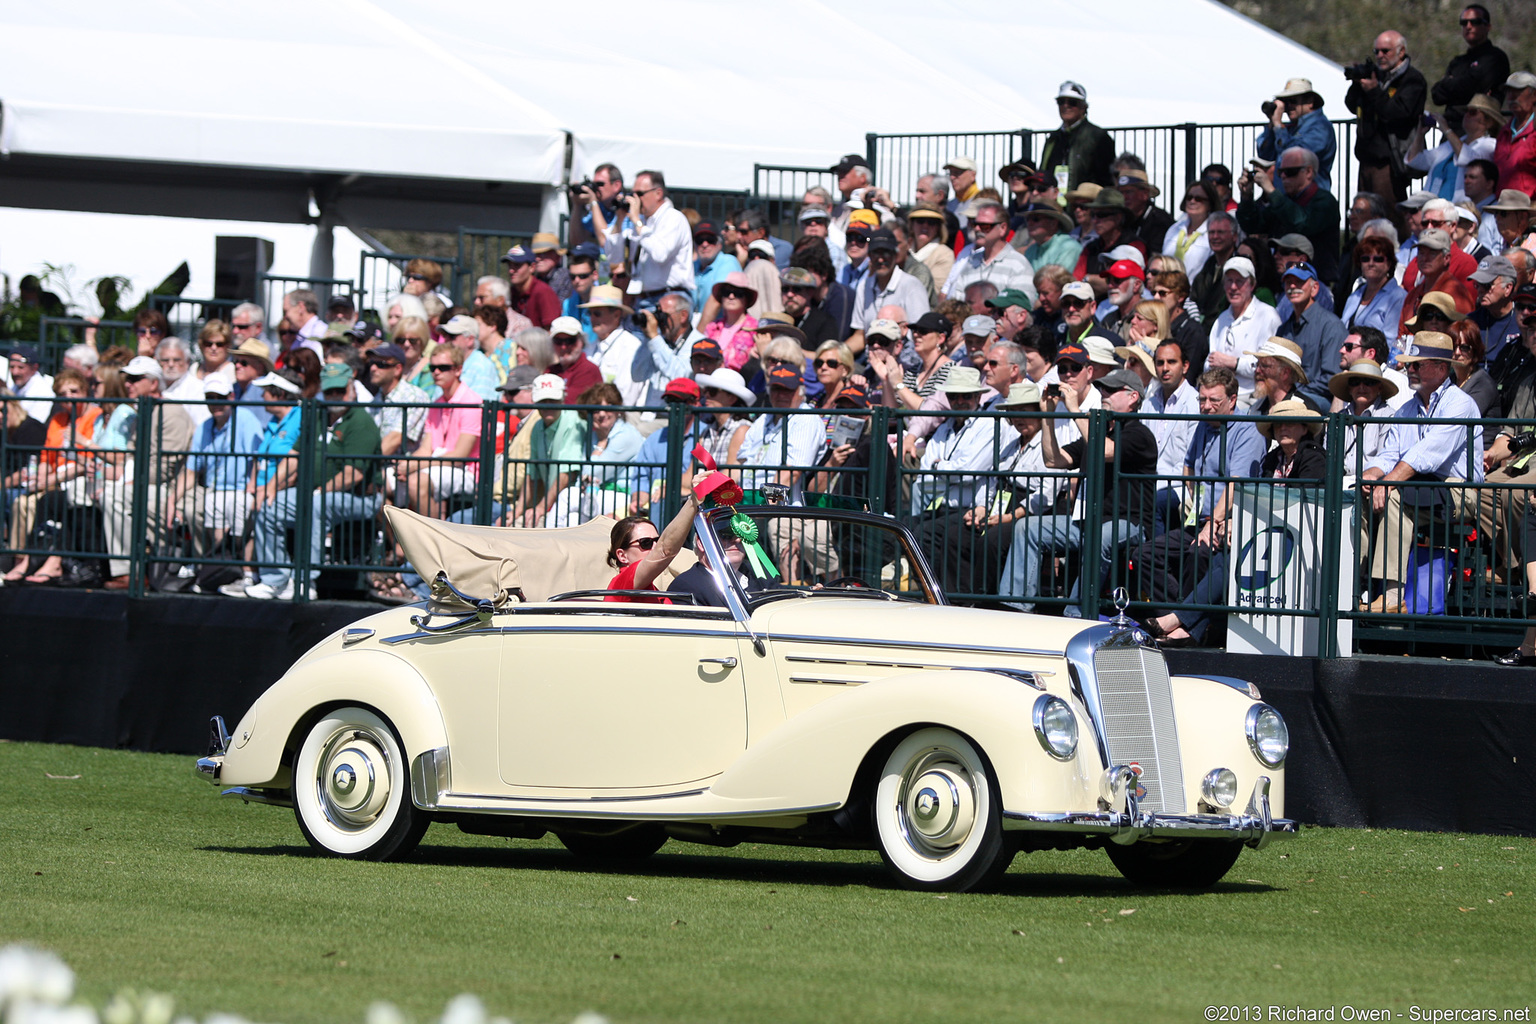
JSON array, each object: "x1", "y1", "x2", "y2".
[{"x1": 2, "y1": 741, "x2": 1533, "y2": 1024}]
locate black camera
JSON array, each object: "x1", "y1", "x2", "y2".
[
  {"x1": 1343, "y1": 60, "x2": 1377, "y2": 82},
  {"x1": 1044, "y1": 383, "x2": 1062, "y2": 398},
  {"x1": 568, "y1": 178, "x2": 596, "y2": 200},
  {"x1": 1261, "y1": 100, "x2": 1278, "y2": 118},
  {"x1": 1508, "y1": 432, "x2": 1536, "y2": 457}
]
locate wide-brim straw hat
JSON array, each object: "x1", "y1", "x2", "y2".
[
  {"x1": 1254, "y1": 336, "x2": 1309, "y2": 385},
  {"x1": 1329, "y1": 359, "x2": 1400, "y2": 402},
  {"x1": 578, "y1": 284, "x2": 634, "y2": 316},
  {"x1": 1257, "y1": 398, "x2": 1324, "y2": 439},
  {"x1": 1397, "y1": 331, "x2": 1457, "y2": 364}
]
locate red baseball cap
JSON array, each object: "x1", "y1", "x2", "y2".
[
  {"x1": 663, "y1": 378, "x2": 700, "y2": 403},
  {"x1": 1107, "y1": 259, "x2": 1145, "y2": 280}
]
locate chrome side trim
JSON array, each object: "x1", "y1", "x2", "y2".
[
  {"x1": 220, "y1": 787, "x2": 293, "y2": 808},
  {"x1": 788, "y1": 675, "x2": 867, "y2": 686},
  {"x1": 450, "y1": 787, "x2": 709, "y2": 804},
  {"x1": 1182, "y1": 674, "x2": 1263, "y2": 700},
  {"x1": 423, "y1": 798, "x2": 840, "y2": 821},
  {"x1": 384, "y1": 624, "x2": 743, "y2": 645},
  {"x1": 771, "y1": 634, "x2": 1063, "y2": 659},
  {"x1": 410, "y1": 747, "x2": 452, "y2": 810},
  {"x1": 342, "y1": 628, "x2": 375, "y2": 646}
]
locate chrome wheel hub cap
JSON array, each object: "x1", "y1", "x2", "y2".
[
  {"x1": 318, "y1": 731, "x2": 389, "y2": 829},
  {"x1": 899, "y1": 754, "x2": 977, "y2": 855}
]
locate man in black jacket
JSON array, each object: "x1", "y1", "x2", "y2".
[
  {"x1": 1431, "y1": 5, "x2": 1510, "y2": 135},
  {"x1": 1038, "y1": 81, "x2": 1115, "y2": 192},
  {"x1": 1345, "y1": 30, "x2": 1427, "y2": 205}
]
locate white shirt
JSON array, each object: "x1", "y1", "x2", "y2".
[
  {"x1": 1206, "y1": 299, "x2": 1283, "y2": 401},
  {"x1": 941, "y1": 245, "x2": 1038, "y2": 306},
  {"x1": 1147, "y1": 378, "x2": 1200, "y2": 480},
  {"x1": 1368, "y1": 378, "x2": 1484, "y2": 482},
  {"x1": 589, "y1": 327, "x2": 645, "y2": 407},
  {"x1": 998, "y1": 429, "x2": 1067, "y2": 516},
  {"x1": 738, "y1": 406, "x2": 827, "y2": 505},
  {"x1": 913, "y1": 413, "x2": 1012, "y2": 513},
  {"x1": 1048, "y1": 382, "x2": 1102, "y2": 447},
  {"x1": 608, "y1": 198, "x2": 696, "y2": 295},
  {"x1": 1162, "y1": 216, "x2": 1213, "y2": 280},
  {"x1": 851, "y1": 266, "x2": 931, "y2": 333},
  {"x1": 162, "y1": 372, "x2": 210, "y2": 429},
  {"x1": 13, "y1": 372, "x2": 56, "y2": 423}
]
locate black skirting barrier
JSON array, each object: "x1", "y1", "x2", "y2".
[{"x1": 2, "y1": 587, "x2": 1533, "y2": 836}]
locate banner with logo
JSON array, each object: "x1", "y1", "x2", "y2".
[{"x1": 1226, "y1": 484, "x2": 1354, "y2": 657}]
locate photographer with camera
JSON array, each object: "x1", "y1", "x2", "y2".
[
  {"x1": 1344, "y1": 30, "x2": 1427, "y2": 206},
  {"x1": 572, "y1": 164, "x2": 626, "y2": 248},
  {"x1": 604, "y1": 169, "x2": 696, "y2": 313},
  {"x1": 1256, "y1": 78, "x2": 1336, "y2": 193}
]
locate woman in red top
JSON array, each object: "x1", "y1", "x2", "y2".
[
  {"x1": 1494, "y1": 74, "x2": 1536, "y2": 199},
  {"x1": 605, "y1": 493, "x2": 701, "y2": 603}
]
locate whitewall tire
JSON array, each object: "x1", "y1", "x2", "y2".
[{"x1": 292, "y1": 707, "x2": 428, "y2": 860}]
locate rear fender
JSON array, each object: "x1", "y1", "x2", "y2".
[{"x1": 219, "y1": 649, "x2": 448, "y2": 789}]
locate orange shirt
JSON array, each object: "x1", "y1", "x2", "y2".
[{"x1": 42, "y1": 405, "x2": 101, "y2": 471}]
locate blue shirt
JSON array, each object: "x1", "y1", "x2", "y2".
[
  {"x1": 1185, "y1": 419, "x2": 1267, "y2": 518},
  {"x1": 1370, "y1": 378, "x2": 1485, "y2": 482},
  {"x1": 253, "y1": 406, "x2": 303, "y2": 486},
  {"x1": 1340, "y1": 279, "x2": 1407, "y2": 339},
  {"x1": 456, "y1": 351, "x2": 499, "y2": 404},
  {"x1": 191, "y1": 407, "x2": 264, "y2": 490},
  {"x1": 561, "y1": 293, "x2": 594, "y2": 336},
  {"x1": 1256, "y1": 110, "x2": 1337, "y2": 194}
]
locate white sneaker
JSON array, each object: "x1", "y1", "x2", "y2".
[
  {"x1": 218, "y1": 579, "x2": 249, "y2": 597},
  {"x1": 244, "y1": 581, "x2": 282, "y2": 600}
]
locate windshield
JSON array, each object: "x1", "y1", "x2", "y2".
[{"x1": 700, "y1": 507, "x2": 941, "y2": 606}]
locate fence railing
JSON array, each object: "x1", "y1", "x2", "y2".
[
  {"x1": 2, "y1": 397, "x2": 1524, "y2": 657},
  {"x1": 864, "y1": 120, "x2": 1361, "y2": 216}
]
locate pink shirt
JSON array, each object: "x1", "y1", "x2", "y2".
[{"x1": 425, "y1": 381, "x2": 483, "y2": 477}]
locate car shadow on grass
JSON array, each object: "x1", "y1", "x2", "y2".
[{"x1": 199, "y1": 842, "x2": 1281, "y2": 896}]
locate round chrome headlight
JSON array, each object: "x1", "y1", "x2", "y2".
[
  {"x1": 1245, "y1": 704, "x2": 1289, "y2": 768},
  {"x1": 1033, "y1": 695, "x2": 1079, "y2": 761},
  {"x1": 1201, "y1": 768, "x2": 1239, "y2": 809}
]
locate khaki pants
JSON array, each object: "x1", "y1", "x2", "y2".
[
  {"x1": 1366, "y1": 478, "x2": 1473, "y2": 587},
  {"x1": 102, "y1": 478, "x2": 203, "y2": 578},
  {"x1": 1474, "y1": 466, "x2": 1535, "y2": 573}
]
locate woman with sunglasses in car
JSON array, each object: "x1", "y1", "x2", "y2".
[{"x1": 604, "y1": 494, "x2": 703, "y2": 604}]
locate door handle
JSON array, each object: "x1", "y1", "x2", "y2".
[{"x1": 699, "y1": 657, "x2": 738, "y2": 669}]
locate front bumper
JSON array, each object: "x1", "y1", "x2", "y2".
[
  {"x1": 194, "y1": 715, "x2": 230, "y2": 784},
  {"x1": 1003, "y1": 774, "x2": 1296, "y2": 848}
]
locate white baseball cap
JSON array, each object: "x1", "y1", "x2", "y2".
[
  {"x1": 549, "y1": 316, "x2": 584, "y2": 338},
  {"x1": 531, "y1": 373, "x2": 566, "y2": 403},
  {"x1": 123, "y1": 355, "x2": 163, "y2": 382},
  {"x1": 1222, "y1": 256, "x2": 1257, "y2": 280}
]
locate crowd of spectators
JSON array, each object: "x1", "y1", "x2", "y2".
[{"x1": 4, "y1": 8, "x2": 1536, "y2": 659}]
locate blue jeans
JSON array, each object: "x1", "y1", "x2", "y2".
[
  {"x1": 999, "y1": 514, "x2": 1143, "y2": 614},
  {"x1": 255, "y1": 487, "x2": 382, "y2": 588},
  {"x1": 1173, "y1": 551, "x2": 1229, "y2": 641}
]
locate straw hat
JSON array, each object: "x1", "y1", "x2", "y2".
[
  {"x1": 1114, "y1": 340, "x2": 1156, "y2": 377},
  {"x1": 578, "y1": 284, "x2": 634, "y2": 316},
  {"x1": 1404, "y1": 292, "x2": 1466, "y2": 329},
  {"x1": 1397, "y1": 331, "x2": 1457, "y2": 364},
  {"x1": 231, "y1": 338, "x2": 273, "y2": 372},
  {"x1": 1257, "y1": 398, "x2": 1323, "y2": 439},
  {"x1": 1329, "y1": 359, "x2": 1399, "y2": 403},
  {"x1": 1254, "y1": 336, "x2": 1309, "y2": 384},
  {"x1": 1466, "y1": 93, "x2": 1507, "y2": 127}
]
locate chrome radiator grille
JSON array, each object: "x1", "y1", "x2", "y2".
[{"x1": 1092, "y1": 645, "x2": 1185, "y2": 813}]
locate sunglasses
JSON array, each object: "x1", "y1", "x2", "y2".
[
  {"x1": 368, "y1": 359, "x2": 399, "y2": 369},
  {"x1": 1061, "y1": 297, "x2": 1089, "y2": 310},
  {"x1": 552, "y1": 336, "x2": 582, "y2": 347},
  {"x1": 136, "y1": 327, "x2": 163, "y2": 336},
  {"x1": 695, "y1": 236, "x2": 720, "y2": 245},
  {"x1": 569, "y1": 270, "x2": 594, "y2": 280},
  {"x1": 400, "y1": 337, "x2": 425, "y2": 346},
  {"x1": 1516, "y1": 305, "x2": 1536, "y2": 315},
  {"x1": 232, "y1": 358, "x2": 259, "y2": 368},
  {"x1": 1055, "y1": 362, "x2": 1087, "y2": 375},
  {"x1": 627, "y1": 536, "x2": 659, "y2": 551},
  {"x1": 278, "y1": 329, "x2": 299, "y2": 337},
  {"x1": 846, "y1": 234, "x2": 870, "y2": 245},
  {"x1": 1420, "y1": 218, "x2": 1450, "y2": 228},
  {"x1": 428, "y1": 363, "x2": 456, "y2": 372},
  {"x1": 983, "y1": 359, "x2": 1004, "y2": 368},
  {"x1": 814, "y1": 358, "x2": 845, "y2": 369},
  {"x1": 1089, "y1": 211, "x2": 1119, "y2": 221},
  {"x1": 1417, "y1": 309, "x2": 1451, "y2": 321},
  {"x1": 123, "y1": 374, "x2": 146, "y2": 384},
  {"x1": 404, "y1": 273, "x2": 430, "y2": 282},
  {"x1": 1278, "y1": 166, "x2": 1305, "y2": 178},
  {"x1": 720, "y1": 288, "x2": 749, "y2": 300},
  {"x1": 972, "y1": 221, "x2": 1002, "y2": 232},
  {"x1": 1358, "y1": 255, "x2": 1389, "y2": 264},
  {"x1": 1151, "y1": 288, "x2": 1174, "y2": 298},
  {"x1": 202, "y1": 340, "x2": 230, "y2": 349},
  {"x1": 231, "y1": 322, "x2": 260, "y2": 331},
  {"x1": 1461, "y1": 17, "x2": 1488, "y2": 24}
]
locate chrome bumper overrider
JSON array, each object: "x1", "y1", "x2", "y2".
[
  {"x1": 196, "y1": 755, "x2": 224, "y2": 782},
  {"x1": 194, "y1": 715, "x2": 231, "y2": 784},
  {"x1": 1003, "y1": 774, "x2": 1296, "y2": 848}
]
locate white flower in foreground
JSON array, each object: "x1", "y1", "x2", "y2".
[
  {"x1": 438, "y1": 996, "x2": 486, "y2": 1024},
  {"x1": 0, "y1": 946, "x2": 76, "y2": 1008},
  {"x1": 366, "y1": 1002, "x2": 407, "y2": 1024},
  {"x1": 7, "y1": 998, "x2": 99, "y2": 1024},
  {"x1": 203, "y1": 1014, "x2": 253, "y2": 1024},
  {"x1": 571, "y1": 1014, "x2": 609, "y2": 1024}
]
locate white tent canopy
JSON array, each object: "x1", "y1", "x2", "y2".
[{"x1": 397, "y1": 0, "x2": 1346, "y2": 193}]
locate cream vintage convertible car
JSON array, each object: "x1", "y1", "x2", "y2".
[{"x1": 196, "y1": 505, "x2": 1294, "y2": 892}]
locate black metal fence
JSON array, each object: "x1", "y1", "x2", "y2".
[{"x1": 3, "y1": 397, "x2": 1526, "y2": 660}]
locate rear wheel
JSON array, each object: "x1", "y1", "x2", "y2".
[
  {"x1": 557, "y1": 824, "x2": 668, "y2": 861},
  {"x1": 872, "y1": 728, "x2": 1013, "y2": 892},
  {"x1": 292, "y1": 707, "x2": 428, "y2": 861},
  {"x1": 1106, "y1": 840, "x2": 1244, "y2": 888}
]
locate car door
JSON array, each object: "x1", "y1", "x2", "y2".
[{"x1": 496, "y1": 612, "x2": 750, "y2": 790}]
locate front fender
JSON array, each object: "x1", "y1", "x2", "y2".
[
  {"x1": 713, "y1": 671, "x2": 1099, "y2": 814},
  {"x1": 219, "y1": 648, "x2": 449, "y2": 789}
]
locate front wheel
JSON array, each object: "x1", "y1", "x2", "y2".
[
  {"x1": 292, "y1": 707, "x2": 428, "y2": 860},
  {"x1": 1106, "y1": 840, "x2": 1244, "y2": 888},
  {"x1": 872, "y1": 728, "x2": 1013, "y2": 892}
]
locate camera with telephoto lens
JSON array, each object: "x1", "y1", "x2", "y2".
[
  {"x1": 1508, "y1": 432, "x2": 1536, "y2": 457},
  {"x1": 568, "y1": 178, "x2": 595, "y2": 200},
  {"x1": 1343, "y1": 60, "x2": 1377, "y2": 82},
  {"x1": 1261, "y1": 100, "x2": 1279, "y2": 118}
]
